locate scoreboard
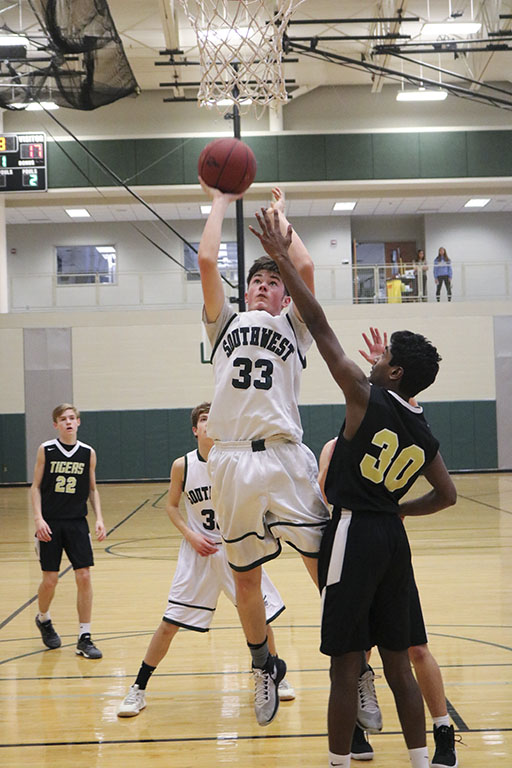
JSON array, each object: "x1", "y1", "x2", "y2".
[{"x1": 0, "y1": 132, "x2": 47, "y2": 192}]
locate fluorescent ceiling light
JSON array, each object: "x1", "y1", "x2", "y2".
[
  {"x1": 0, "y1": 34, "x2": 29, "y2": 46},
  {"x1": 201, "y1": 204, "x2": 212, "y2": 214},
  {"x1": 26, "y1": 101, "x2": 59, "y2": 111},
  {"x1": 8, "y1": 101, "x2": 59, "y2": 110},
  {"x1": 333, "y1": 201, "x2": 357, "y2": 211},
  {"x1": 199, "y1": 26, "x2": 251, "y2": 43},
  {"x1": 65, "y1": 208, "x2": 90, "y2": 218},
  {"x1": 210, "y1": 98, "x2": 253, "y2": 106},
  {"x1": 422, "y1": 22, "x2": 481, "y2": 36},
  {"x1": 95, "y1": 246, "x2": 116, "y2": 253},
  {"x1": 396, "y1": 89, "x2": 448, "y2": 101},
  {"x1": 464, "y1": 198, "x2": 490, "y2": 208}
]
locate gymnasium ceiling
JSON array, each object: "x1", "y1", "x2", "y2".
[
  {"x1": 110, "y1": 0, "x2": 512, "y2": 98},
  {"x1": 3, "y1": 0, "x2": 512, "y2": 223}
]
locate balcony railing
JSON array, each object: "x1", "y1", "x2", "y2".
[{"x1": 8, "y1": 261, "x2": 511, "y2": 311}]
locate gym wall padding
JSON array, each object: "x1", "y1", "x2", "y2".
[{"x1": 47, "y1": 130, "x2": 512, "y2": 189}]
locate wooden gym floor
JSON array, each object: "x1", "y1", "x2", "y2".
[{"x1": 0, "y1": 472, "x2": 511, "y2": 767}]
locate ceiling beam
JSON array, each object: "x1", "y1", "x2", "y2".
[{"x1": 371, "y1": 0, "x2": 409, "y2": 93}]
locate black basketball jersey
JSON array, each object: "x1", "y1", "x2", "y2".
[
  {"x1": 40, "y1": 439, "x2": 92, "y2": 520},
  {"x1": 325, "y1": 385, "x2": 439, "y2": 514}
]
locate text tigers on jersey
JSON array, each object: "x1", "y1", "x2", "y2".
[{"x1": 49, "y1": 461, "x2": 86, "y2": 475}]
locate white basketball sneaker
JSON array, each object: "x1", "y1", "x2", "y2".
[
  {"x1": 278, "y1": 677, "x2": 296, "y2": 701},
  {"x1": 117, "y1": 684, "x2": 146, "y2": 717},
  {"x1": 356, "y1": 666, "x2": 383, "y2": 733}
]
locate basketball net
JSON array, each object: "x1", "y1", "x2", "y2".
[{"x1": 177, "y1": 0, "x2": 304, "y2": 113}]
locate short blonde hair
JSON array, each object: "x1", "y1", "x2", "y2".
[{"x1": 52, "y1": 403, "x2": 80, "y2": 422}]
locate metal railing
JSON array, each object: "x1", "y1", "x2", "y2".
[{"x1": 8, "y1": 261, "x2": 511, "y2": 311}]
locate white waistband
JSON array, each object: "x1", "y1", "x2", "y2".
[{"x1": 213, "y1": 435, "x2": 293, "y2": 451}]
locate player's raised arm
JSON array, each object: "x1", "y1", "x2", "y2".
[
  {"x1": 197, "y1": 178, "x2": 242, "y2": 323},
  {"x1": 249, "y1": 208, "x2": 370, "y2": 435},
  {"x1": 268, "y1": 187, "x2": 315, "y2": 298}
]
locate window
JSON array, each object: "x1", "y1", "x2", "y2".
[
  {"x1": 184, "y1": 241, "x2": 238, "y2": 283},
  {"x1": 56, "y1": 245, "x2": 117, "y2": 285}
]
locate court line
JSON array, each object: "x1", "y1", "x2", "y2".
[
  {"x1": 2, "y1": 658, "x2": 511, "y2": 683},
  {"x1": 0, "y1": 498, "x2": 151, "y2": 631},
  {"x1": 446, "y1": 698, "x2": 469, "y2": 731},
  {"x1": 1, "y1": 727, "x2": 511, "y2": 749},
  {"x1": 456, "y1": 493, "x2": 512, "y2": 516}
]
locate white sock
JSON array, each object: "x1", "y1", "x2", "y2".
[
  {"x1": 328, "y1": 751, "x2": 350, "y2": 768},
  {"x1": 408, "y1": 746, "x2": 429, "y2": 768},
  {"x1": 38, "y1": 611, "x2": 51, "y2": 622},
  {"x1": 79, "y1": 622, "x2": 91, "y2": 637},
  {"x1": 433, "y1": 715, "x2": 450, "y2": 728}
]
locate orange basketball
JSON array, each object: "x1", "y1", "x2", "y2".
[{"x1": 198, "y1": 138, "x2": 257, "y2": 194}]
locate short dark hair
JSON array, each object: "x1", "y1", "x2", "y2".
[
  {"x1": 191, "y1": 402, "x2": 210, "y2": 430},
  {"x1": 246, "y1": 256, "x2": 289, "y2": 295},
  {"x1": 389, "y1": 331, "x2": 441, "y2": 397}
]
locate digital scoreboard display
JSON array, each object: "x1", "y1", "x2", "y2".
[{"x1": 0, "y1": 132, "x2": 47, "y2": 191}]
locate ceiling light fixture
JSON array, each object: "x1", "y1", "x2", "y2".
[
  {"x1": 333, "y1": 201, "x2": 357, "y2": 211},
  {"x1": 8, "y1": 101, "x2": 59, "y2": 111},
  {"x1": 421, "y1": 22, "x2": 481, "y2": 36},
  {"x1": 0, "y1": 34, "x2": 30, "y2": 46},
  {"x1": 200, "y1": 204, "x2": 212, "y2": 214},
  {"x1": 396, "y1": 88, "x2": 448, "y2": 101},
  {"x1": 464, "y1": 198, "x2": 490, "y2": 208},
  {"x1": 65, "y1": 208, "x2": 90, "y2": 218}
]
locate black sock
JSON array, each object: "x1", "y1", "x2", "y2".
[
  {"x1": 248, "y1": 636, "x2": 269, "y2": 669},
  {"x1": 135, "y1": 660, "x2": 156, "y2": 690}
]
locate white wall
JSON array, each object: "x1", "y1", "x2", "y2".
[
  {"x1": 0, "y1": 302, "x2": 506, "y2": 414},
  {"x1": 425, "y1": 212, "x2": 512, "y2": 301},
  {"x1": 4, "y1": 85, "x2": 512, "y2": 141}
]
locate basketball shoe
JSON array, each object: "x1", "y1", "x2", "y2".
[
  {"x1": 35, "y1": 616, "x2": 61, "y2": 649},
  {"x1": 351, "y1": 725, "x2": 374, "y2": 761},
  {"x1": 356, "y1": 666, "x2": 382, "y2": 733},
  {"x1": 118, "y1": 684, "x2": 147, "y2": 717},
  {"x1": 252, "y1": 654, "x2": 286, "y2": 726},
  {"x1": 278, "y1": 678, "x2": 295, "y2": 701},
  {"x1": 432, "y1": 724, "x2": 458, "y2": 767},
  {"x1": 76, "y1": 633, "x2": 102, "y2": 659}
]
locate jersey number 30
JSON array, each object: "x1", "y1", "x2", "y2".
[
  {"x1": 232, "y1": 357, "x2": 274, "y2": 390},
  {"x1": 360, "y1": 428, "x2": 425, "y2": 491}
]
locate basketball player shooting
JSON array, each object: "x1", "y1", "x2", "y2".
[{"x1": 197, "y1": 176, "x2": 329, "y2": 727}]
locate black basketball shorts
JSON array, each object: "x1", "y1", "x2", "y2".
[
  {"x1": 319, "y1": 509, "x2": 425, "y2": 655},
  {"x1": 36, "y1": 517, "x2": 94, "y2": 572}
]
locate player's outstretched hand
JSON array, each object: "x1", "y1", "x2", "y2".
[
  {"x1": 359, "y1": 326, "x2": 388, "y2": 364},
  {"x1": 198, "y1": 176, "x2": 244, "y2": 203},
  {"x1": 268, "y1": 186, "x2": 285, "y2": 213},
  {"x1": 249, "y1": 207, "x2": 292, "y2": 261},
  {"x1": 188, "y1": 530, "x2": 219, "y2": 557}
]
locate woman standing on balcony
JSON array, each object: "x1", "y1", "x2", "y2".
[
  {"x1": 414, "y1": 249, "x2": 428, "y2": 301},
  {"x1": 433, "y1": 247, "x2": 452, "y2": 302}
]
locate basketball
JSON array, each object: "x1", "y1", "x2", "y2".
[{"x1": 198, "y1": 138, "x2": 257, "y2": 195}]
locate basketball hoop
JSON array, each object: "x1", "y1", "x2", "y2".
[{"x1": 177, "y1": 0, "x2": 304, "y2": 113}]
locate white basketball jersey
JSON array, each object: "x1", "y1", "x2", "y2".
[
  {"x1": 183, "y1": 449, "x2": 222, "y2": 543},
  {"x1": 204, "y1": 303, "x2": 312, "y2": 442}
]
